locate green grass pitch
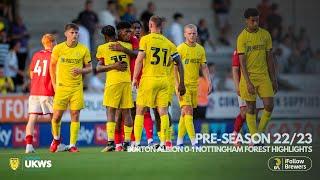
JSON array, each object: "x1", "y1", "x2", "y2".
[{"x1": 0, "y1": 147, "x2": 317, "y2": 180}]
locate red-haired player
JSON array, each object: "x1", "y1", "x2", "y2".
[{"x1": 25, "y1": 34, "x2": 57, "y2": 153}]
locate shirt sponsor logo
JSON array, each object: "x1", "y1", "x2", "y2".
[
  {"x1": 185, "y1": 59, "x2": 201, "y2": 64},
  {"x1": 246, "y1": 44, "x2": 265, "y2": 52},
  {"x1": 60, "y1": 57, "x2": 81, "y2": 64}
]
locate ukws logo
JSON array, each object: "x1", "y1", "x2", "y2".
[
  {"x1": 9, "y1": 157, "x2": 52, "y2": 170},
  {"x1": 268, "y1": 156, "x2": 312, "y2": 171},
  {"x1": 9, "y1": 157, "x2": 20, "y2": 170},
  {"x1": 24, "y1": 157, "x2": 52, "y2": 169}
]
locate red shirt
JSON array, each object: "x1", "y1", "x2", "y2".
[
  {"x1": 232, "y1": 50, "x2": 241, "y2": 78},
  {"x1": 129, "y1": 35, "x2": 142, "y2": 83},
  {"x1": 29, "y1": 49, "x2": 54, "y2": 96}
]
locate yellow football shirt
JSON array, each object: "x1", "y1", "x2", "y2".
[
  {"x1": 177, "y1": 43, "x2": 206, "y2": 89},
  {"x1": 167, "y1": 59, "x2": 175, "y2": 89},
  {"x1": 0, "y1": 77, "x2": 14, "y2": 95},
  {"x1": 96, "y1": 41, "x2": 132, "y2": 86},
  {"x1": 51, "y1": 42, "x2": 91, "y2": 87},
  {"x1": 139, "y1": 33, "x2": 179, "y2": 78},
  {"x1": 237, "y1": 27, "x2": 272, "y2": 75},
  {"x1": 118, "y1": 0, "x2": 134, "y2": 16}
]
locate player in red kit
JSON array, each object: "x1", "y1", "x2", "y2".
[
  {"x1": 232, "y1": 50, "x2": 263, "y2": 145},
  {"x1": 25, "y1": 34, "x2": 57, "y2": 153}
]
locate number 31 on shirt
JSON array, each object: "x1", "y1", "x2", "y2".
[{"x1": 151, "y1": 47, "x2": 168, "y2": 66}]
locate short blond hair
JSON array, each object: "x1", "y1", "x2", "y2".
[
  {"x1": 41, "y1": 34, "x2": 56, "y2": 47},
  {"x1": 184, "y1": 24, "x2": 197, "y2": 32}
]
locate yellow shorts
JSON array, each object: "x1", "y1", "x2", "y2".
[
  {"x1": 179, "y1": 87, "x2": 198, "y2": 108},
  {"x1": 136, "y1": 77, "x2": 169, "y2": 108},
  {"x1": 53, "y1": 85, "x2": 84, "y2": 110},
  {"x1": 239, "y1": 74, "x2": 274, "y2": 101},
  {"x1": 103, "y1": 82, "x2": 133, "y2": 109}
]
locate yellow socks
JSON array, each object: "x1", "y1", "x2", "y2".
[
  {"x1": 177, "y1": 116, "x2": 186, "y2": 145},
  {"x1": 134, "y1": 115, "x2": 144, "y2": 145},
  {"x1": 106, "y1": 121, "x2": 116, "y2": 141},
  {"x1": 258, "y1": 110, "x2": 272, "y2": 133},
  {"x1": 184, "y1": 115, "x2": 196, "y2": 145},
  {"x1": 124, "y1": 125, "x2": 133, "y2": 142},
  {"x1": 166, "y1": 125, "x2": 173, "y2": 142},
  {"x1": 160, "y1": 114, "x2": 169, "y2": 145},
  {"x1": 246, "y1": 113, "x2": 257, "y2": 135},
  {"x1": 70, "y1": 121, "x2": 80, "y2": 147},
  {"x1": 51, "y1": 120, "x2": 61, "y2": 140}
]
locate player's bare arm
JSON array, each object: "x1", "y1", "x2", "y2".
[
  {"x1": 266, "y1": 50, "x2": 278, "y2": 94},
  {"x1": 132, "y1": 51, "x2": 145, "y2": 88},
  {"x1": 173, "y1": 55, "x2": 186, "y2": 96},
  {"x1": 29, "y1": 67, "x2": 33, "y2": 79},
  {"x1": 70, "y1": 63, "x2": 92, "y2": 77},
  {"x1": 173, "y1": 65, "x2": 180, "y2": 97},
  {"x1": 49, "y1": 56, "x2": 57, "y2": 91},
  {"x1": 109, "y1": 42, "x2": 138, "y2": 58},
  {"x1": 95, "y1": 59, "x2": 128, "y2": 73},
  {"x1": 201, "y1": 64, "x2": 212, "y2": 94},
  {"x1": 232, "y1": 66, "x2": 240, "y2": 95},
  {"x1": 83, "y1": 63, "x2": 93, "y2": 74},
  {"x1": 239, "y1": 54, "x2": 255, "y2": 95}
]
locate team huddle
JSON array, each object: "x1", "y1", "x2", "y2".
[{"x1": 25, "y1": 8, "x2": 277, "y2": 153}]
